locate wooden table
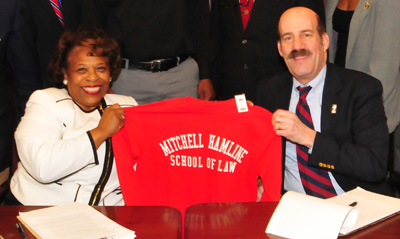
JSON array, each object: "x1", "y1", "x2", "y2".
[
  {"x1": 0, "y1": 205, "x2": 182, "y2": 239},
  {"x1": 1, "y1": 202, "x2": 400, "y2": 239},
  {"x1": 184, "y1": 202, "x2": 400, "y2": 239}
]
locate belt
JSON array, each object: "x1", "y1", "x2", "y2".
[{"x1": 122, "y1": 55, "x2": 188, "y2": 72}]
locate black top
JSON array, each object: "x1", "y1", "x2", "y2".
[
  {"x1": 82, "y1": 0, "x2": 210, "y2": 79},
  {"x1": 332, "y1": 7, "x2": 354, "y2": 67}
]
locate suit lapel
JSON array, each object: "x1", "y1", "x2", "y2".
[
  {"x1": 219, "y1": 0, "x2": 243, "y2": 31},
  {"x1": 347, "y1": 0, "x2": 371, "y2": 62},
  {"x1": 245, "y1": 0, "x2": 257, "y2": 31},
  {"x1": 38, "y1": 0, "x2": 59, "y2": 18},
  {"x1": 320, "y1": 63, "x2": 342, "y2": 134},
  {"x1": 276, "y1": 72, "x2": 293, "y2": 110},
  {"x1": 326, "y1": 0, "x2": 339, "y2": 22}
]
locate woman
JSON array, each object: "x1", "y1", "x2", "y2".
[
  {"x1": 326, "y1": 0, "x2": 400, "y2": 133},
  {"x1": 10, "y1": 26, "x2": 138, "y2": 205}
]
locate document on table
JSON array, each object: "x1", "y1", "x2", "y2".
[
  {"x1": 265, "y1": 191, "x2": 358, "y2": 239},
  {"x1": 327, "y1": 187, "x2": 400, "y2": 236},
  {"x1": 18, "y1": 202, "x2": 136, "y2": 239},
  {"x1": 266, "y1": 187, "x2": 400, "y2": 239}
]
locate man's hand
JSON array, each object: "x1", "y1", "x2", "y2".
[
  {"x1": 272, "y1": 109, "x2": 316, "y2": 149},
  {"x1": 198, "y1": 78, "x2": 215, "y2": 101}
]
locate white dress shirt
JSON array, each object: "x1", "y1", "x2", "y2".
[{"x1": 284, "y1": 65, "x2": 345, "y2": 195}]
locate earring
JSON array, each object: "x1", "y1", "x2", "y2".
[
  {"x1": 63, "y1": 79, "x2": 68, "y2": 85},
  {"x1": 109, "y1": 77, "x2": 112, "y2": 82}
]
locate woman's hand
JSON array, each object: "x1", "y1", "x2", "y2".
[{"x1": 90, "y1": 104, "x2": 126, "y2": 149}]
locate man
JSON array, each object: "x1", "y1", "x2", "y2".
[
  {"x1": 27, "y1": 0, "x2": 83, "y2": 87},
  {"x1": 82, "y1": 0, "x2": 214, "y2": 105},
  {"x1": 256, "y1": 7, "x2": 394, "y2": 197},
  {"x1": 0, "y1": 0, "x2": 41, "y2": 199},
  {"x1": 210, "y1": 0, "x2": 325, "y2": 101}
]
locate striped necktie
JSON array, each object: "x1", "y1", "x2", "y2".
[
  {"x1": 240, "y1": 0, "x2": 254, "y2": 30},
  {"x1": 296, "y1": 86, "x2": 336, "y2": 198},
  {"x1": 50, "y1": 0, "x2": 64, "y2": 28}
]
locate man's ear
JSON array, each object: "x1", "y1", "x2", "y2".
[
  {"x1": 277, "y1": 40, "x2": 283, "y2": 57},
  {"x1": 322, "y1": 32, "x2": 329, "y2": 51}
]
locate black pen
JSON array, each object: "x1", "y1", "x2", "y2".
[
  {"x1": 16, "y1": 222, "x2": 27, "y2": 239},
  {"x1": 349, "y1": 201, "x2": 358, "y2": 207}
]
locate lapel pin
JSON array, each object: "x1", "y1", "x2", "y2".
[
  {"x1": 331, "y1": 104, "x2": 337, "y2": 114},
  {"x1": 364, "y1": 1, "x2": 370, "y2": 9}
]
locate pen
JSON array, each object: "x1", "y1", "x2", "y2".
[
  {"x1": 349, "y1": 201, "x2": 358, "y2": 207},
  {"x1": 16, "y1": 222, "x2": 27, "y2": 239}
]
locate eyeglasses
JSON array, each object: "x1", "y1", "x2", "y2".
[{"x1": 221, "y1": 0, "x2": 250, "y2": 8}]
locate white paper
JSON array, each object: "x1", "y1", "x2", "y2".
[
  {"x1": 266, "y1": 191, "x2": 357, "y2": 239},
  {"x1": 19, "y1": 202, "x2": 136, "y2": 239},
  {"x1": 327, "y1": 187, "x2": 400, "y2": 235}
]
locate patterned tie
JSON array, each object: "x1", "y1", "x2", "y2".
[
  {"x1": 50, "y1": 0, "x2": 64, "y2": 28},
  {"x1": 240, "y1": 0, "x2": 254, "y2": 30},
  {"x1": 296, "y1": 86, "x2": 336, "y2": 198}
]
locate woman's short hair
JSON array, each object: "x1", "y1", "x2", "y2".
[{"x1": 49, "y1": 25, "x2": 121, "y2": 88}]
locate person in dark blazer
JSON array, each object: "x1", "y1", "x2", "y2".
[
  {"x1": 210, "y1": 0, "x2": 325, "y2": 101},
  {"x1": 27, "y1": 0, "x2": 83, "y2": 87},
  {"x1": 0, "y1": 0, "x2": 41, "y2": 195},
  {"x1": 82, "y1": 0, "x2": 214, "y2": 105},
  {"x1": 256, "y1": 7, "x2": 394, "y2": 197}
]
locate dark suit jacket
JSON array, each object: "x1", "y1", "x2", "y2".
[
  {"x1": 0, "y1": 0, "x2": 41, "y2": 171},
  {"x1": 27, "y1": 0, "x2": 83, "y2": 87},
  {"x1": 210, "y1": 0, "x2": 325, "y2": 101},
  {"x1": 256, "y1": 63, "x2": 394, "y2": 196}
]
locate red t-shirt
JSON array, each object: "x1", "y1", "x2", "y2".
[{"x1": 112, "y1": 97, "x2": 282, "y2": 214}]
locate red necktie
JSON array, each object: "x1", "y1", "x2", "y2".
[
  {"x1": 240, "y1": 0, "x2": 254, "y2": 30},
  {"x1": 296, "y1": 86, "x2": 336, "y2": 198},
  {"x1": 50, "y1": 0, "x2": 64, "y2": 28}
]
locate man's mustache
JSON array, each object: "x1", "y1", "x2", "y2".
[{"x1": 288, "y1": 49, "x2": 312, "y2": 59}]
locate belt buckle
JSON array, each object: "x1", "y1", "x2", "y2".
[{"x1": 151, "y1": 60, "x2": 162, "y2": 72}]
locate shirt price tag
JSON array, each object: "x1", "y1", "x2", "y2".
[{"x1": 235, "y1": 94, "x2": 248, "y2": 113}]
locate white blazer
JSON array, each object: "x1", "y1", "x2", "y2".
[{"x1": 11, "y1": 88, "x2": 138, "y2": 205}]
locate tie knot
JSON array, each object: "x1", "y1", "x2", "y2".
[{"x1": 297, "y1": 86, "x2": 312, "y2": 100}]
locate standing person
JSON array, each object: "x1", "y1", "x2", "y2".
[
  {"x1": 82, "y1": 0, "x2": 214, "y2": 105},
  {"x1": 27, "y1": 0, "x2": 83, "y2": 87},
  {"x1": 0, "y1": 0, "x2": 41, "y2": 197},
  {"x1": 256, "y1": 7, "x2": 394, "y2": 197},
  {"x1": 210, "y1": 0, "x2": 325, "y2": 101},
  {"x1": 326, "y1": 0, "x2": 400, "y2": 195},
  {"x1": 9, "y1": 26, "x2": 138, "y2": 205}
]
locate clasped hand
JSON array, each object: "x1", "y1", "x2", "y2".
[
  {"x1": 91, "y1": 104, "x2": 126, "y2": 149},
  {"x1": 271, "y1": 109, "x2": 316, "y2": 149}
]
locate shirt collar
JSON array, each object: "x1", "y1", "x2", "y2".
[{"x1": 292, "y1": 65, "x2": 327, "y2": 89}]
